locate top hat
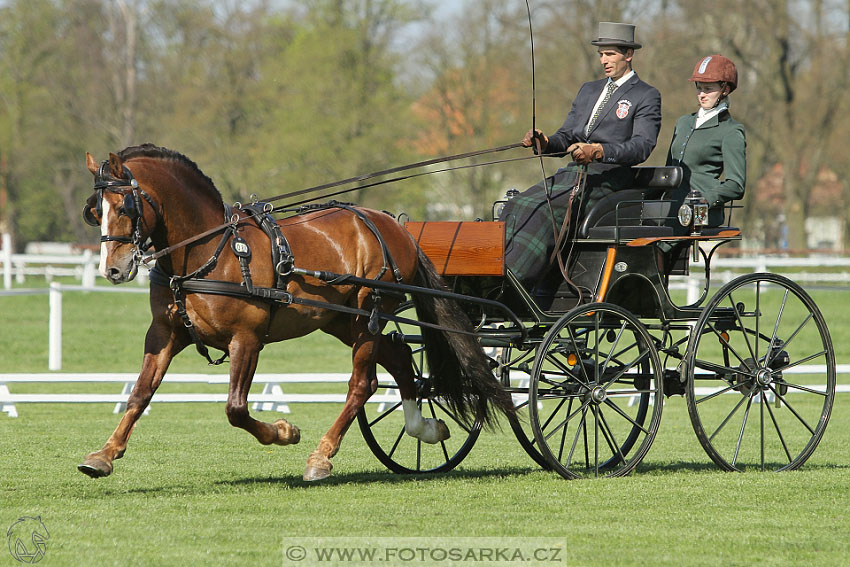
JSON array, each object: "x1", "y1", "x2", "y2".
[{"x1": 590, "y1": 22, "x2": 642, "y2": 49}]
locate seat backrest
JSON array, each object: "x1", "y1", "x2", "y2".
[
  {"x1": 576, "y1": 166, "x2": 682, "y2": 238},
  {"x1": 632, "y1": 166, "x2": 683, "y2": 188}
]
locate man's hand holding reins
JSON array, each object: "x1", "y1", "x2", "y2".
[
  {"x1": 522, "y1": 128, "x2": 549, "y2": 153},
  {"x1": 567, "y1": 142, "x2": 604, "y2": 165}
]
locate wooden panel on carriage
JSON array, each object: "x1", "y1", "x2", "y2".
[{"x1": 405, "y1": 221, "x2": 505, "y2": 276}]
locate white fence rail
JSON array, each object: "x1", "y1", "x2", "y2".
[
  {"x1": 0, "y1": 373, "x2": 400, "y2": 418},
  {"x1": 2, "y1": 367, "x2": 847, "y2": 419}
]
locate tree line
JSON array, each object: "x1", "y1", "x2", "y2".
[{"x1": 1, "y1": 0, "x2": 849, "y2": 251}]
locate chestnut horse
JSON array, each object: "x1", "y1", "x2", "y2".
[{"x1": 79, "y1": 144, "x2": 513, "y2": 481}]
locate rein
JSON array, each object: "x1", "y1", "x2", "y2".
[{"x1": 139, "y1": 144, "x2": 539, "y2": 266}]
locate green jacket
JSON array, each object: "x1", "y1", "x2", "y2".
[{"x1": 665, "y1": 108, "x2": 746, "y2": 227}]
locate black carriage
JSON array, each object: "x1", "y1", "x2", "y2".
[{"x1": 357, "y1": 165, "x2": 836, "y2": 479}]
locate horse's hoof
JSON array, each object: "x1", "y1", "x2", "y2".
[
  {"x1": 434, "y1": 419, "x2": 451, "y2": 442},
  {"x1": 303, "y1": 464, "x2": 332, "y2": 482},
  {"x1": 303, "y1": 454, "x2": 332, "y2": 481},
  {"x1": 78, "y1": 454, "x2": 113, "y2": 478},
  {"x1": 273, "y1": 419, "x2": 301, "y2": 445}
]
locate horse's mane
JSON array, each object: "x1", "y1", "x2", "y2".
[{"x1": 118, "y1": 143, "x2": 222, "y2": 202}]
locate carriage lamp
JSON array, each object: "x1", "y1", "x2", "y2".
[
  {"x1": 678, "y1": 188, "x2": 710, "y2": 231},
  {"x1": 492, "y1": 188, "x2": 520, "y2": 220},
  {"x1": 678, "y1": 188, "x2": 710, "y2": 261}
]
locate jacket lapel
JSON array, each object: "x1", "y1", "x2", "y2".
[{"x1": 587, "y1": 73, "x2": 640, "y2": 135}]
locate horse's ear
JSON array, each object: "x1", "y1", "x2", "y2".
[
  {"x1": 86, "y1": 152, "x2": 99, "y2": 175},
  {"x1": 108, "y1": 153, "x2": 124, "y2": 179}
]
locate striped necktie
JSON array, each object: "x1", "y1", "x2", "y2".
[{"x1": 585, "y1": 81, "x2": 617, "y2": 136}]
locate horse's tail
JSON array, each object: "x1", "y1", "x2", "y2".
[{"x1": 411, "y1": 247, "x2": 515, "y2": 428}]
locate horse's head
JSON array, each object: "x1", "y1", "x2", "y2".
[{"x1": 83, "y1": 152, "x2": 159, "y2": 284}]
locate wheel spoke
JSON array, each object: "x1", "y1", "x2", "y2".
[
  {"x1": 772, "y1": 349, "x2": 830, "y2": 373},
  {"x1": 768, "y1": 384, "x2": 816, "y2": 435},
  {"x1": 565, "y1": 324, "x2": 593, "y2": 385},
  {"x1": 709, "y1": 389, "x2": 751, "y2": 442},
  {"x1": 367, "y1": 400, "x2": 403, "y2": 427},
  {"x1": 727, "y1": 291, "x2": 758, "y2": 363},
  {"x1": 731, "y1": 392, "x2": 755, "y2": 466},
  {"x1": 543, "y1": 398, "x2": 592, "y2": 443},
  {"x1": 780, "y1": 381, "x2": 829, "y2": 396},
  {"x1": 768, "y1": 313, "x2": 814, "y2": 363},
  {"x1": 764, "y1": 396, "x2": 794, "y2": 463},
  {"x1": 598, "y1": 408, "x2": 627, "y2": 466},
  {"x1": 694, "y1": 382, "x2": 744, "y2": 405},
  {"x1": 556, "y1": 398, "x2": 574, "y2": 463},
  {"x1": 706, "y1": 321, "x2": 751, "y2": 368},
  {"x1": 387, "y1": 425, "x2": 406, "y2": 460},
  {"x1": 601, "y1": 348, "x2": 651, "y2": 392},
  {"x1": 766, "y1": 288, "x2": 790, "y2": 364},
  {"x1": 603, "y1": 398, "x2": 651, "y2": 435},
  {"x1": 430, "y1": 398, "x2": 475, "y2": 434}
]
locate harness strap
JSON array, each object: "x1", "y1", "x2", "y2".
[
  {"x1": 322, "y1": 201, "x2": 404, "y2": 283},
  {"x1": 239, "y1": 202, "x2": 294, "y2": 286}
]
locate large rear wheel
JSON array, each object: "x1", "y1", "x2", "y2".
[
  {"x1": 685, "y1": 273, "x2": 835, "y2": 471},
  {"x1": 357, "y1": 301, "x2": 482, "y2": 473}
]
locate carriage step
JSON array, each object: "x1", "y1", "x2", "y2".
[{"x1": 663, "y1": 369, "x2": 685, "y2": 397}]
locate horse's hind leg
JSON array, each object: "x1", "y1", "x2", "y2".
[
  {"x1": 303, "y1": 330, "x2": 379, "y2": 481},
  {"x1": 376, "y1": 334, "x2": 449, "y2": 444},
  {"x1": 78, "y1": 320, "x2": 187, "y2": 478},
  {"x1": 224, "y1": 337, "x2": 300, "y2": 446}
]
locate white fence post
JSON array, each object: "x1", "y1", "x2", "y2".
[
  {"x1": 82, "y1": 249, "x2": 96, "y2": 288},
  {"x1": 2, "y1": 233, "x2": 11, "y2": 290},
  {"x1": 49, "y1": 282, "x2": 62, "y2": 371}
]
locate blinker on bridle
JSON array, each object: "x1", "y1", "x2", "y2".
[{"x1": 83, "y1": 160, "x2": 160, "y2": 260}]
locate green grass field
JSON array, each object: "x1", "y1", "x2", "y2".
[{"x1": 1, "y1": 283, "x2": 850, "y2": 566}]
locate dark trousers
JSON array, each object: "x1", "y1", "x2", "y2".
[{"x1": 499, "y1": 164, "x2": 635, "y2": 283}]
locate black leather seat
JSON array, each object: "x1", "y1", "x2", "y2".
[{"x1": 577, "y1": 166, "x2": 682, "y2": 239}]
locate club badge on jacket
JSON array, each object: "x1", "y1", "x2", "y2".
[{"x1": 616, "y1": 100, "x2": 633, "y2": 119}]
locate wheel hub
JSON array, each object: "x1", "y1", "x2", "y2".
[
  {"x1": 755, "y1": 368, "x2": 773, "y2": 387},
  {"x1": 589, "y1": 386, "x2": 607, "y2": 405}
]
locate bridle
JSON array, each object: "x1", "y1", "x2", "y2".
[{"x1": 83, "y1": 161, "x2": 161, "y2": 265}]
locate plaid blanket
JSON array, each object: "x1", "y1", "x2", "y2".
[{"x1": 499, "y1": 164, "x2": 635, "y2": 283}]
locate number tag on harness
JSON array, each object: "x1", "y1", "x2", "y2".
[{"x1": 231, "y1": 237, "x2": 251, "y2": 259}]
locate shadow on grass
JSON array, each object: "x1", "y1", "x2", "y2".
[
  {"x1": 213, "y1": 465, "x2": 543, "y2": 489},
  {"x1": 637, "y1": 460, "x2": 850, "y2": 474}
]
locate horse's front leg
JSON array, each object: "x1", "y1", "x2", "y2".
[
  {"x1": 78, "y1": 320, "x2": 187, "y2": 478},
  {"x1": 224, "y1": 337, "x2": 300, "y2": 447}
]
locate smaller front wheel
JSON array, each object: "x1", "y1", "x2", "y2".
[{"x1": 529, "y1": 303, "x2": 664, "y2": 479}]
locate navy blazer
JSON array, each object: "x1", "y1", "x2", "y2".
[{"x1": 545, "y1": 73, "x2": 661, "y2": 166}]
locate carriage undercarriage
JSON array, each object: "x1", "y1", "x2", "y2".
[{"x1": 357, "y1": 167, "x2": 836, "y2": 479}]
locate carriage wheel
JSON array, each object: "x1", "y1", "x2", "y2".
[
  {"x1": 685, "y1": 273, "x2": 835, "y2": 471},
  {"x1": 528, "y1": 303, "x2": 664, "y2": 479},
  {"x1": 357, "y1": 301, "x2": 482, "y2": 474},
  {"x1": 498, "y1": 346, "x2": 552, "y2": 470}
]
